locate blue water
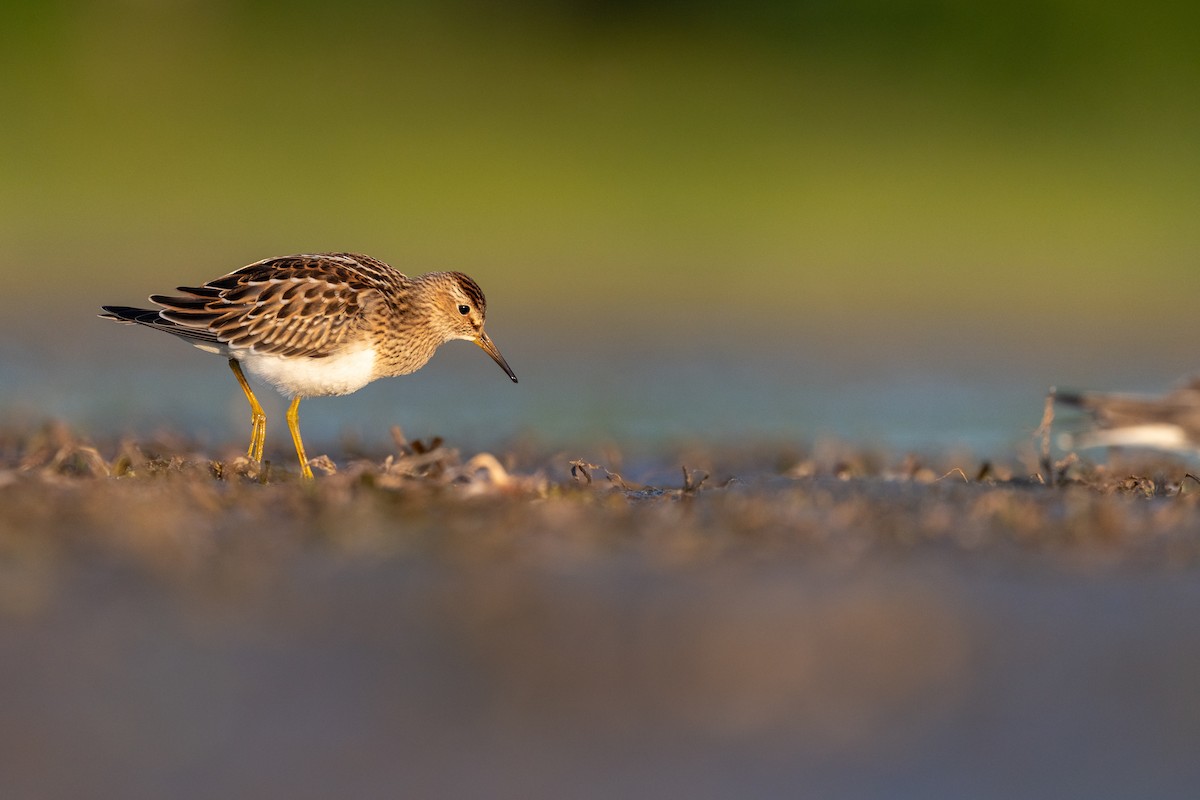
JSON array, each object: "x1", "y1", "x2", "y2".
[{"x1": 3, "y1": 310, "x2": 1194, "y2": 458}]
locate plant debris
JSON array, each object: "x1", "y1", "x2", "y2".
[{"x1": 0, "y1": 419, "x2": 1196, "y2": 590}]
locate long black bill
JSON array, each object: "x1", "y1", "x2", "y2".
[{"x1": 475, "y1": 332, "x2": 518, "y2": 383}]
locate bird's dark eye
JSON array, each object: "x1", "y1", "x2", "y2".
[{"x1": 457, "y1": 304, "x2": 470, "y2": 315}]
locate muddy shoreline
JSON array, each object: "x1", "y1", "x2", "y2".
[{"x1": 3, "y1": 422, "x2": 1200, "y2": 798}]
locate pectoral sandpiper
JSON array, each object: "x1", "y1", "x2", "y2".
[{"x1": 101, "y1": 252, "x2": 517, "y2": 479}]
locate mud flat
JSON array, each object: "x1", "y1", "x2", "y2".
[{"x1": 2, "y1": 422, "x2": 1200, "y2": 799}]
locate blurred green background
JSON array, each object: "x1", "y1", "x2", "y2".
[
  {"x1": 2, "y1": 0, "x2": 1198, "y2": 446},
  {"x1": 5, "y1": 0, "x2": 1198, "y2": 323}
]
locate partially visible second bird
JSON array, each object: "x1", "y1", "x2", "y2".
[
  {"x1": 1054, "y1": 378, "x2": 1200, "y2": 454},
  {"x1": 101, "y1": 252, "x2": 517, "y2": 479}
]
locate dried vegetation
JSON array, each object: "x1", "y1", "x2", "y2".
[{"x1": 3, "y1": 417, "x2": 1200, "y2": 599}]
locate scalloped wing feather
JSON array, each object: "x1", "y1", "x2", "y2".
[{"x1": 151, "y1": 253, "x2": 406, "y2": 359}]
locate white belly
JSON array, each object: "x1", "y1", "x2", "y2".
[
  {"x1": 1068, "y1": 423, "x2": 1194, "y2": 452},
  {"x1": 239, "y1": 346, "x2": 378, "y2": 397}
]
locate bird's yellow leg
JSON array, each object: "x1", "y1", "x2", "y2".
[
  {"x1": 286, "y1": 396, "x2": 314, "y2": 480},
  {"x1": 228, "y1": 359, "x2": 267, "y2": 462}
]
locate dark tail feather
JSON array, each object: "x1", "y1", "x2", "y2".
[
  {"x1": 99, "y1": 305, "x2": 222, "y2": 348},
  {"x1": 1053, "y1": 389, "x2": 1088, "y2": 408},
  {"x1": 99, "y1": 305, "x2": 161, "y2": 325}
]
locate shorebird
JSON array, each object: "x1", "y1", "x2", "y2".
[
  {"x1": 101, "y1": 252, "x2": 517, "y2": 479},
  {"x1": 1053, "y1": 378, "x2": 1200, "y2": 453}
]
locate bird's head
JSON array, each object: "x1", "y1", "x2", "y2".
[{"x1": 429, "y1": 271, "x2": 517, "y2": 383}]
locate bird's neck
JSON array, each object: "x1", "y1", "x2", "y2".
[{"x1": 406, "y1": 273, "x2": 452, "y2": 331}]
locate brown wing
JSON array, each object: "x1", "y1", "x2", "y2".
[{"x1": 151, "y1": 253, "x2": 406, "y2": 359}]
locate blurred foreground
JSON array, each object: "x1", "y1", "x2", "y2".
[{"x1": 2, "y1": 423, "x2": 1200, "y2": 799}]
